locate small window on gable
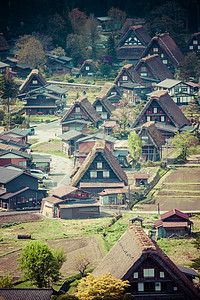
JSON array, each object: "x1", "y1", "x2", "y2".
[
  {"x1": 90, "y1": 171, "x2": 97, "y2": 178},
  {"x1": 141, "y1": 66, "x2": 146, "y2": 72},
  {"x1": 143, "y1": 268, "x2": 154, "y2": 277},
  {"x1": 141, "y1": 72, "x2": 147, "y2": 77},
  {"x1": 122, "y1": 75, "x2": 128, "y2": 81},
  {"x1": 32, "y1": 80, "x2": 38, "y2": 84},
  {"x1": 193, "y1": 40, "x2": 198, "y2": 44},
  {"x1": 96, "y1": 105, "x2": 102, "y2": 112},
  {"x1": 153, "y1": 107, "x2": 158, "y2": 113},
  {"x1": 138, "y1": 283, "x2": 144, "y2": 291},
  {"x1": 97, "y1": 162, "x2": 102, "y2": 169},
  {"x1": 160, "y1": 271, "x2": 165, "y2": 278},
  {"x1": 75, "y1": 107, "x2": 80, "y2": 113},
  {"x1": 173, "y1": 286, "x2": 178, "y2": 291},
  {"x1": 101, "y1": 112, "x2": 107, "y2": 119},
  {"x1": 163, "y1": 59, "x2": 168, "y2": 64},
  {"x1": 189, "y1": 45, "x2": 193, "y2": 50},
  {"x1": 86, "y1": 66, "x2": 90, "y2": 70},
  {"x1": 133, "y1": 272, "x2": 138, "y2": 279},
  {"x1": 153, "y1": 47, "x2": 158, "y2": 52},
  {"x1": 103, "y1": 171, "x2": 109, "y2": 178}
]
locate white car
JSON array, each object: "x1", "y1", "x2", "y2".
[{"x1": 30, "y1": 169, "x2": 48, "y2": 181}]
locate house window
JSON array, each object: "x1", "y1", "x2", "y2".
[
  {"x1": 32, "y1": 80, "x2": 38, "y2": 84},
  {"x1": 19, "y1": 161, "x2": 26, "y2": 166},
  {"x1": 103, "y1": 171, "x2": 110, "y2": 178},
  {"x1": 122, "y1": 75, "x2": 128, "y2": 81},
  {"x1": 153, "y1": 107, "x2": 158, "y2": 113},
  {"x1": 141, "y1": 66, "x2": 146, "y2": 72},
  {"x1": 133, "y1": 272, "x2": 138, "y2": 279},
  {"x1": 147, "y1": 116, "x2": 151, "y2": 122},
  {"x1": 155, "y1": 282, "x2": 161, "y2": 291},
  {"x1": 173, "y1": 286, "x2": 178, "y2": 291},
  {"x1": 193, "y1": 40, "x2": 198, "y2": 44},
  {"x1": 97, "y1": 162, "x2": 102, "y2": 169},
  {"x1": 75, "y1": 107, "x2": 80, "y2": 113},
  {"x1": 101, "y1": 112, "x2": 107, "y2": 119},
  {"x1": 153, "y1": 47, "x2": 158, "y2": 52},
  {"x1": 198, "y1": 45, "x2": 200, "y2": 49},
  {"x1": 141, "y1": 72, "x2": 147, "y2": 77},
  {"x1": 163, "y1": 59, "x2": 168, "y2": 64},
  {"x1": 181, "y1": 87, "x2": 188, "y2": 93},
  {"x1": 161, "y1": 53, "x2": 164, "y2": 58},
  {"x1": 90, "y1": 171, "x2": 97, "y2": 178},
  {"x1": 86, "y1": 66, "x2": 90, "y2": 70},
  {"x1": 161, "y1": 116, "x2": 165, "y2": 122},
  {"x1": 143, "y1": 268, "x2": 155, "y2": 277},
  {"x1": 96, "y1": 105, "x2": 102, "y2": 112},
  {"x1": 160, "y1": 271, "x2": 165, "y2": 278},
  {"x1": 189, "y1": 45, "x2": 193, "y2": 50},
  {"x1": 138, "y1": 283, "x2": 144, "y2": 292}
]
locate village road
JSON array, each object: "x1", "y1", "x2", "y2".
[{"x1": 30, "y1": 119, "x2": 62, "y2": 142}]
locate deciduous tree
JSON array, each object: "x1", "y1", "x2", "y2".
[
  {"x1": 0, "y1": 273, "x2": 14, "y2": 288},
  {"x1": 73, "y1": 253, "x2": 90, "y2": 278},
  {"x1": 0, "y1": 70, "x2": 18, "y2": 113},
  {"x1": 52, "y1": 47, "x2": 66, "y2": 57},
  {"x1": 18, "y1": 241, "x2": 66, "y2": 288},
  {"x1": 128, "y1": 131, "x2": 144, "y2": 162},
  {"x1": 68, "y1": 8, "x2": 87, "y2": 35},
  {"x1": 76, "y1": 273, "x2": 130, "y2": 299},
  {"x1": 178, "y1": 52, "x2": 200, "y2": 82},
  {"x1": 184, "y1": 97, "x2": 200, "y2": 124},
  {"x1": 85, "y1": 14, "x2": 101, "y2": 59},
  {"x1": 107, "y1": 7, "x2": 126, "y2": 36}
]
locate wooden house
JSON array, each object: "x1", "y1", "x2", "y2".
[
  {"x1": 132, "y1": 90, "x2": 191, "y2": 141},
  {"x1": 0, "y1": 61, "x2": 9, "y2": 74},
  {"x1": 13, "y1": 63, "x2": 32, "y2": 78},
  {"x1": 4, "y1": 57, "x2": 19, "y2": 69},
  {"x1": 60, "y1": 130, "x2": 87, "y2": 156},
  {"x1": 74, "y1": 133, "x2": 116, "y2": 165},
  {"x1": 134, "y1": 173, "x2": 149, "y2": 187},
  {"x1": 137, "y1": 121, "x2": 165, "y2": 161},
  {"x1": 100, "y1": 120, "x2": 119, "y2": 135},
  {"x1": 80, "y1": 59, "x2": 98, "y2": 77},
  {"x1": 134, "y1": 54, "x2": 174, "y2": 87},
  {"x1": 156, "y1": 79, "x2": 199, "y2": 106},
  {"x1": 19, "y1": 69, "x2": 47, "y2": 94},
  {"x1": 0, "y1": 167, "x2": 47, "y2": 210},
  {"x1": 0, "y1": 149, "x2": 30, "y2": 169},
  {"x1": 0, "y1": 134, "x2": 30, "y2": 152},
  {"x1": 114, "y1": 64, "x2": 145, "y2": 89},
  {"x1": 121, "y1": 81, "x2": 147, "y2": 104},
  {"x1": 0, "y1": 33, "x2": 10, "y2": 61},
  {"x1": 2, "y1": 128, "x2": 29, "y2": 143},
  {"x1": 155, "y1": 209, "x2": 193, "y2": 239},
  {"x1": 119, "y1": 18, "x2": 146, "y2": 39},
  {"x1": 93, "y1": 96, "x2": 115, "y2": 120},
  {"x1": 92, "y1": 224, "x2": 200, "y2": 299},
  {"x1": 140, "y1": 33, "x2": 184, "y2": 74},
  {"x1": 22, "y1": 84, "x2": 66, "y2": 115},
  {"x1": 186, "y1": 32, "x2": 200, "y2": 53},
  {"x1": 97, "y1": 17, "x2": 112, "y2": 32},
  {"x1": 45, "y1": 53, "x2": 72, "y2": 75},
  {"x1": 98, "y1": 187, "x2": 127, "y2": 205},
  {"x1": 71, "y1": 140, "x2": 128, "y2": 196},
  {"x1": 60, "y1": 96, "x2": 101, "y2": 134},
  {"x1": 97, "y1": 82, "x2": 122, "y2": 106},
  {"x1": 116, "y1": 25, "x2": 151, "y2": 65},
  {"x1": 41, "y1": 185, "x2": 99, "y2": 219}
]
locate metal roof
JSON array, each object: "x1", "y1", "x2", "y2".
[{"x1": 156, "y1": 78, "x2": 181, "y2": 88}]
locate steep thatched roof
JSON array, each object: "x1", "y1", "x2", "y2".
[
  {"x1": 19, "y1": 69, "x2": 47, "y2": 93},
  {"x1": 93, "y1": 96, "x2": 115, "y2": 114},
  {"x1": 138, "y1": 121, "x2": 165, "y2": 148},
  {"x1": 71, "y1": 140, "x2": 128, "y2": 187}
]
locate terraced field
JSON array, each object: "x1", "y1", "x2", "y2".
[{"x1": 137, "y1": 167, "x2": 200, "y2": 212}]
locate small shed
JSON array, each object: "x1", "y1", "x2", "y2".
[
  {"x1": 155, "y1": 209, "x2": 193, "y2": 239},
  {"x1": 98, "y1": 188, "x2": 127, "y2": 205},
  {"x1": 134, "y1": 173, "x2": 149, "y2": 187},
  {"x1": 59, "y1": 203, "x2": 100, "y2": 219}
]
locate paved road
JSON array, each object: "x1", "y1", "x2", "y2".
[{"x1": 30, "y1": 119, "x2": 62, "y2": 142}]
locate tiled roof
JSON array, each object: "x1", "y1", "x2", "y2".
[
  {"x1": 60, "y1": 130, "x2": 86, "y2": 141},
  {"x1": 72, "y1": 140, "x2": 128, "y2": 187},
  {"x1": 1, "y1": 187, "x2": 30, "y2": 199},
  {"x1": 156, "y1": 78, "x2": 181, "y2": 88},
  {"x1": 0, "y1": 149, "x2": 30, "y2": 159},
  {"x1": 92, "y1": 224, "x2": 200, "y2": 299},
  {"x1": 0, "y1": 33, "x2": 10, "y2": 51},
  {"x1": 0, "y1": 167, "x2": 23, "y2": 183},
  {"x1": 0, "y1": 288, "x2": 53, "y2": 300},
  {"x1": 4, "y1": 128, "x2": 29, "y2": 137},
  {"x1": 51, "y1": 185, "x2": 77, "y2": 198},
  {"x1": 161, "y1": 209, "x2": 190, "y2": 221},
  {"x1": 135, "y1": 54, "x2": 174, "y2": 81},
  {"x1": 77, "y1": 132, "x2": 116, "y2": 144}
]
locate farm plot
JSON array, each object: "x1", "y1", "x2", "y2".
[{"x1": 138, "y1": 167, "x2": 200, "y2": 211}]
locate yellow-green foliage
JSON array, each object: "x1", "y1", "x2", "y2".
[{"x1": 76, "y1": 273, "x2": 130, "y2": 299}]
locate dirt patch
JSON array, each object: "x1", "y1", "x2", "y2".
[
  {"x1": 0, "y1": 236, "x2": 103, "y2": 279},
  {"x1": 33, "y1": 141, "x2": 62, "y2": 152},
  {"x1": 0, "y1": 213, "x2": 42, "y2": 226}
]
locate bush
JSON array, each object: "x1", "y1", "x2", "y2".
[{"x1": 68, "y1": 78, "x2": 74, "y2": 83}]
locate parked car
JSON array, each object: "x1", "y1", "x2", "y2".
[{"x1": 30, "y1": 169, "x2": 48, "y2": 181}]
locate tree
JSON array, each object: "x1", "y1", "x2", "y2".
[
  {"x1": 18, "y1": 241, "x2": 66, "y2": 288},
  {"x1": 107, "y1": 7, "x2": 127, "y2": 36},
  {"x1": 73, "y1": 253, "x2": 90, "y2": 278},
  {"x1": 68, "y1": 8, "x2": 87, "y2": 35},
  {"x1": 85, "y1": 14, "x2": 101, "y2": 59},
  {"x1": 184, "y1": 97, "x2": 200, "y2": 124},
  {"x1": 111, "y1": 97, "x2": 134, "y2": 130},
  {"x1": 66, "y1": 34, "x2": 85, "y2": 66},
  {"x1": 52, "y1": 47, "x2": 66, "y2": 57},
  {"x1": 0, "y1": 272, "x2": 14, "y2": 288},
  {"x1": 99, "y1": 61, "x2": 112, "y2": 77},
  {"x1": 171, "y1": 130, "x2": 199, "y2": 162},
  {"x1": 128, "y1": 131, "x2": 144, "y2": 162},
  {"x1": 0, "y1": 70, "x2": 18, "y2": 113},
  {"x1": 106, "y1": 35, "x2": 116, "y2": 61},
  {"x1": 178, "y1": 52, "x2": 200, "y2": 82},
  {"x1": 75, "y1": 273, "x2": 130, "y2": 300},
  {"x1": 16, "y1": 35, "x2": 46, "y2": 69}
]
